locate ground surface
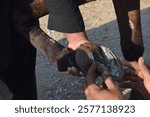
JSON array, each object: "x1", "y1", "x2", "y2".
[{"x1": 36, "y1": 0, "x2": 150, "y2": 99}]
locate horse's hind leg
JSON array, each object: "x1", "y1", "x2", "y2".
[{"x1": 112, "y1": 0, "x2": 144, "y2": 61}]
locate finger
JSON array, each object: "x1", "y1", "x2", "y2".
[
  {"x1": 84, "y1": 83, "x2": 101, "y2": 100},
  {"x1": 70, "y1": 67, "x2": 81, "y2": 76},
  {"x1": 138, "y1": 57, "x2": 150, "y2": 77},
  {"x1": 84, "y1": 87, "x2": 92, "y2": 100},
  {"x1": 84, "y1": 84, "x2": 89, "y2": 97},
  {"x1": 122, "y1": 59, "x2": 136, "y2": 67},
  {"x1": 67, "y1": 67, "x2": 81, "y2": 76},
  {"x1": 67, "y1": 70, "x2": 79, "y2": 76},
  {"x1": 66, "y1": 67, "x2": 72, "y2": 74},
  {"x1": 121, "y1": 59, "x2": 130, "y2": 66},
  {"x1": 122, "y1": 60, "x2": 142, "y2": 80},
  {"x1": 122, "y1": 59, "x2": 139, "y2": 71},
  {"x1": 104, "y1": 77, "x2": 117, "y2": 90},
  {"x1": 71, "y1": 66, "x2": 78, "y2": 73},
  {"x1": 117, "y1": 65, "x2": 136, "y2": 82},
  {"x1": 66, "y1": 67, "x2": 76, "y2": 75}
]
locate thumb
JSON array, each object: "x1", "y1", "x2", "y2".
[
  {"x1": 138, "y1": 57, "x2": 150, "y2": 76},
  {"x1": 104, "y1": 77, "x2": 117, "y2": 90}
]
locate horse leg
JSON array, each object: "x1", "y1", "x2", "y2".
[
  {"x1": 112, "y1": 0, "x2": 145, "y2": 100},
  {"x1": 112, "y1": 0, "x2": 144, "y2": 61}
]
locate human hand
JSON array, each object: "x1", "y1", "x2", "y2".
[
  {"x1": 84, "y1": 64, "x2": 123, "y2": 100},
  {"x1": 119, "y1": 75, "x2": 150, "y2": 99},
  {"x1": 66, "y1": 66, "x2": 84, "y2": 76},
  {"x1": 122, "y1": 57, "x2": 150, "y2": 93}
]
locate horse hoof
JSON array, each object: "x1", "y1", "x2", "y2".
[
  {"x1": 75, "y1": 43, "x2": 124, "y2": 81},
  {"x1": 56, "y1": 49, "x2": 79, "y2": 72}
]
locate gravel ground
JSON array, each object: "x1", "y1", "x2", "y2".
[{"x1": 36, "y1": 0, "x2": 150, "y2": 100}]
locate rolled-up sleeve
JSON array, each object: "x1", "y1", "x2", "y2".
[{"x1": 45, "y1": 0, "x2": 85, "y2": 33}]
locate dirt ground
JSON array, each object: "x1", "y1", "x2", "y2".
[{"x1": 36, "y1": 0, "x2": 150, "y2": 99}]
